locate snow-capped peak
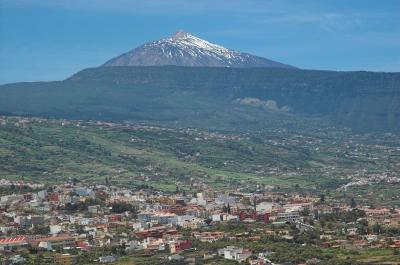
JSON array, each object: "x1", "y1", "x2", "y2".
[
  {"x1": 156, "y1": 31, "x2": 235, "y2": 59},
  {"x1": 103, "y1": 30, "x2": 295, "y2": 69}
]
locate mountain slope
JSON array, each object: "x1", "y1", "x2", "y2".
[
  {"x1": 0, "y1": 66, "x2": 399, "y2": 132},
  {"x1": 2, "y1": 117, "x2": 399, "y2": 193},
  {"x1": 103, "y1": 31, "x2": 295, "y2": 68}
]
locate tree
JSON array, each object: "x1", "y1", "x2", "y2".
[
  {"x1": 110, "y1": 202, "x2": 137, "y2": 214},
  {"x1": 358, "y1": 219, "x2": 369, "y2": 235},
  {"x1": 350, "y1": 198, "x2": 357, "y2": 208},
  {"x1": 72, "y1": 177, "x2": 80, "y2": 185},
  {"x1": 372, "y1": 223, "x2": 383, "y2": 235}
]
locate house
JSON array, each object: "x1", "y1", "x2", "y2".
[
  {"x1": 193, "y1": 231, "x2": 225, "y2": 242},
  {"x1": 31, "y1": 216, "x2": 45, "y2": 226},
  {"x1": 151, "y1": 212, "x2": 177, "y2": 225},
  {"x1": 14, "y1": 216, "x2": 31, "y2": 228},
  {"x1": 32, "y1": 235, "x2": 75, "y2": 249},
  {"x1": 50, "y1": 225, "x2": 62, "y2": 235},
  {"x1": 256, "y1": 202, "x2": 274, "y2": 212},
  {"x1": 169, "y1": 240, "x2": 192, "y2": 254},
  {"x1": 37, "y1": 190, "x2": 48, "y2": 200},
  {"x1": 176, "y1": 215, "x2": 204, "y2": 229},
  {"x1": 218, "y1": 246, "x2": 252, "y2": 262},
  {"x1": 54, "y1": 254, "x2": 77, "y2": 265},
  {"x1": 366, "y1": 234, "x2": 378, "y2": 242},
  {"x1": 99, "y1": 256, "x2": 117, "y2": 263},
  {"x1": 38, "y1": 241, "x2": 52, "y2": 251},
  {"x1": 276, "y1": 210, "x2": 301, "y2": 223},
  {"x1": 346, "y1": 227, "x2": 358, "y2": 238},
  {"x1": 88, "y1": 205, "x2": 100, "y2": 214},
  {"x1": 77, "y1": 241, "x2": 91, "y2": 251},
  {"x1": 212, "y1": 213, "x2": 238, "y2": 222},
  {"x1": 363, "y1": 208, "x2": 390, "y2": 218},
  {"x1": 137, "y1": 211, "x2": 154, "y2": 223},
  {"x1": 0, "y1": 236, "x2": 28, "y2": 250},
  {"x1": 135, "y1": 226, "x2": 177, "y2": 239},
  {"x1": 74, "y1": 187, "x2": 94, "y2": 197}
]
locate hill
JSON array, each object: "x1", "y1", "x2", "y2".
[{"x1": 1, "y1": 116, "x2": 399, "y2": 205}]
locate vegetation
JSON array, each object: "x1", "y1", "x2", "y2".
[
  {"x1": 0, "y1": 116, "x2": 399, "y2": 205},
  {"x1": 0, "y1": 66, "x2": 399, "y2": 132}
]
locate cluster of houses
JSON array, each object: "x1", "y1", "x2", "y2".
[{"x1": 0, "y1": 179, "x2": 400, "y2": 264}]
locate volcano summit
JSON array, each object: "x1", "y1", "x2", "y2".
[{"x1": 103, "y1": 30, "x2": 295, "y2": 68}]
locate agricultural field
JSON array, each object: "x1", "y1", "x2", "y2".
[{"x1": 0, "y1": 116, "x2": 399, "y2": 206}]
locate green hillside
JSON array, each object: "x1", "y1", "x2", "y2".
[
  {"x1": 1, "y1": 117, "x2": 399, "y2": 198},
  {"x1": 0, "y1": 66, "x2": 399, "y2": 132}
]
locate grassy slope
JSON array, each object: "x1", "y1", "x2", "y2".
[
  {"x1": 0, "y1": 118, "x2": 302, "y2": 189},
  {"x1": 0, "y1": 117, "x2": 399, "y2": 196}
]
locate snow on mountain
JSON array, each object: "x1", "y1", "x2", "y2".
[{"x1": 103, "y1": 30, "x2": 295, "y2": 68}]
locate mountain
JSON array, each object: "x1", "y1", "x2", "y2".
[
  {"x1": 0, "y1": 66, "x2": 399, "y2": 132},
  {"x1": 103, "y1": 30, "x2": 295, "y2": 68}
]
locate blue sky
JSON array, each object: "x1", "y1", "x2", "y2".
[{"x1": 0, "y1": 0, "x2": 399, "y2": 84}]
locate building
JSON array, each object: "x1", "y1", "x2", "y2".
[
  {"x1": 218, "y1": 246, "x2": 252, "y2": 262},
  {"x1": 99, "y1": 256, "x2": 117, "y2": 263},
  {"x1": 32, "y1": 236, "x2": 75, "y2": 249},
  {"x1": 54, "y1": 254, "x2": 78, "y2": 265},
  {"x1": 0, "y1": 236, "x2": 28, "y2": 250},
  {"x1": 276, "y1": 210, "x2": 301, "y2": 222}
]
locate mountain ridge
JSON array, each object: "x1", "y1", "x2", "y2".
[{"x1": 1, "y1": 66, "x2": 399, "y2": 132}]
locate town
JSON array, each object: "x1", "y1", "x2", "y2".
[{"x1": 1, "y1": 178, "x2": 399, "y2": 264}]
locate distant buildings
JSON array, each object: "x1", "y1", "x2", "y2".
[{"x1": 0, "y1": 177, "x2": 399, "y2": 264}]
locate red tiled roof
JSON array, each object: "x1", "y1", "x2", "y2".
[
  {"x1": 32, "y1": 236, "x2": 74, "y2": 243},
  {"x1": 0, "y1": 236, "x2": 27, "y2": 245}
]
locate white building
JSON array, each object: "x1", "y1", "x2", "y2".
[
  {"x1": 218, "y1": 246, "x2": 252, "y2": 262},
  {"x1": 276, "y1": 210, "x2": 301, "y2": 222}
]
